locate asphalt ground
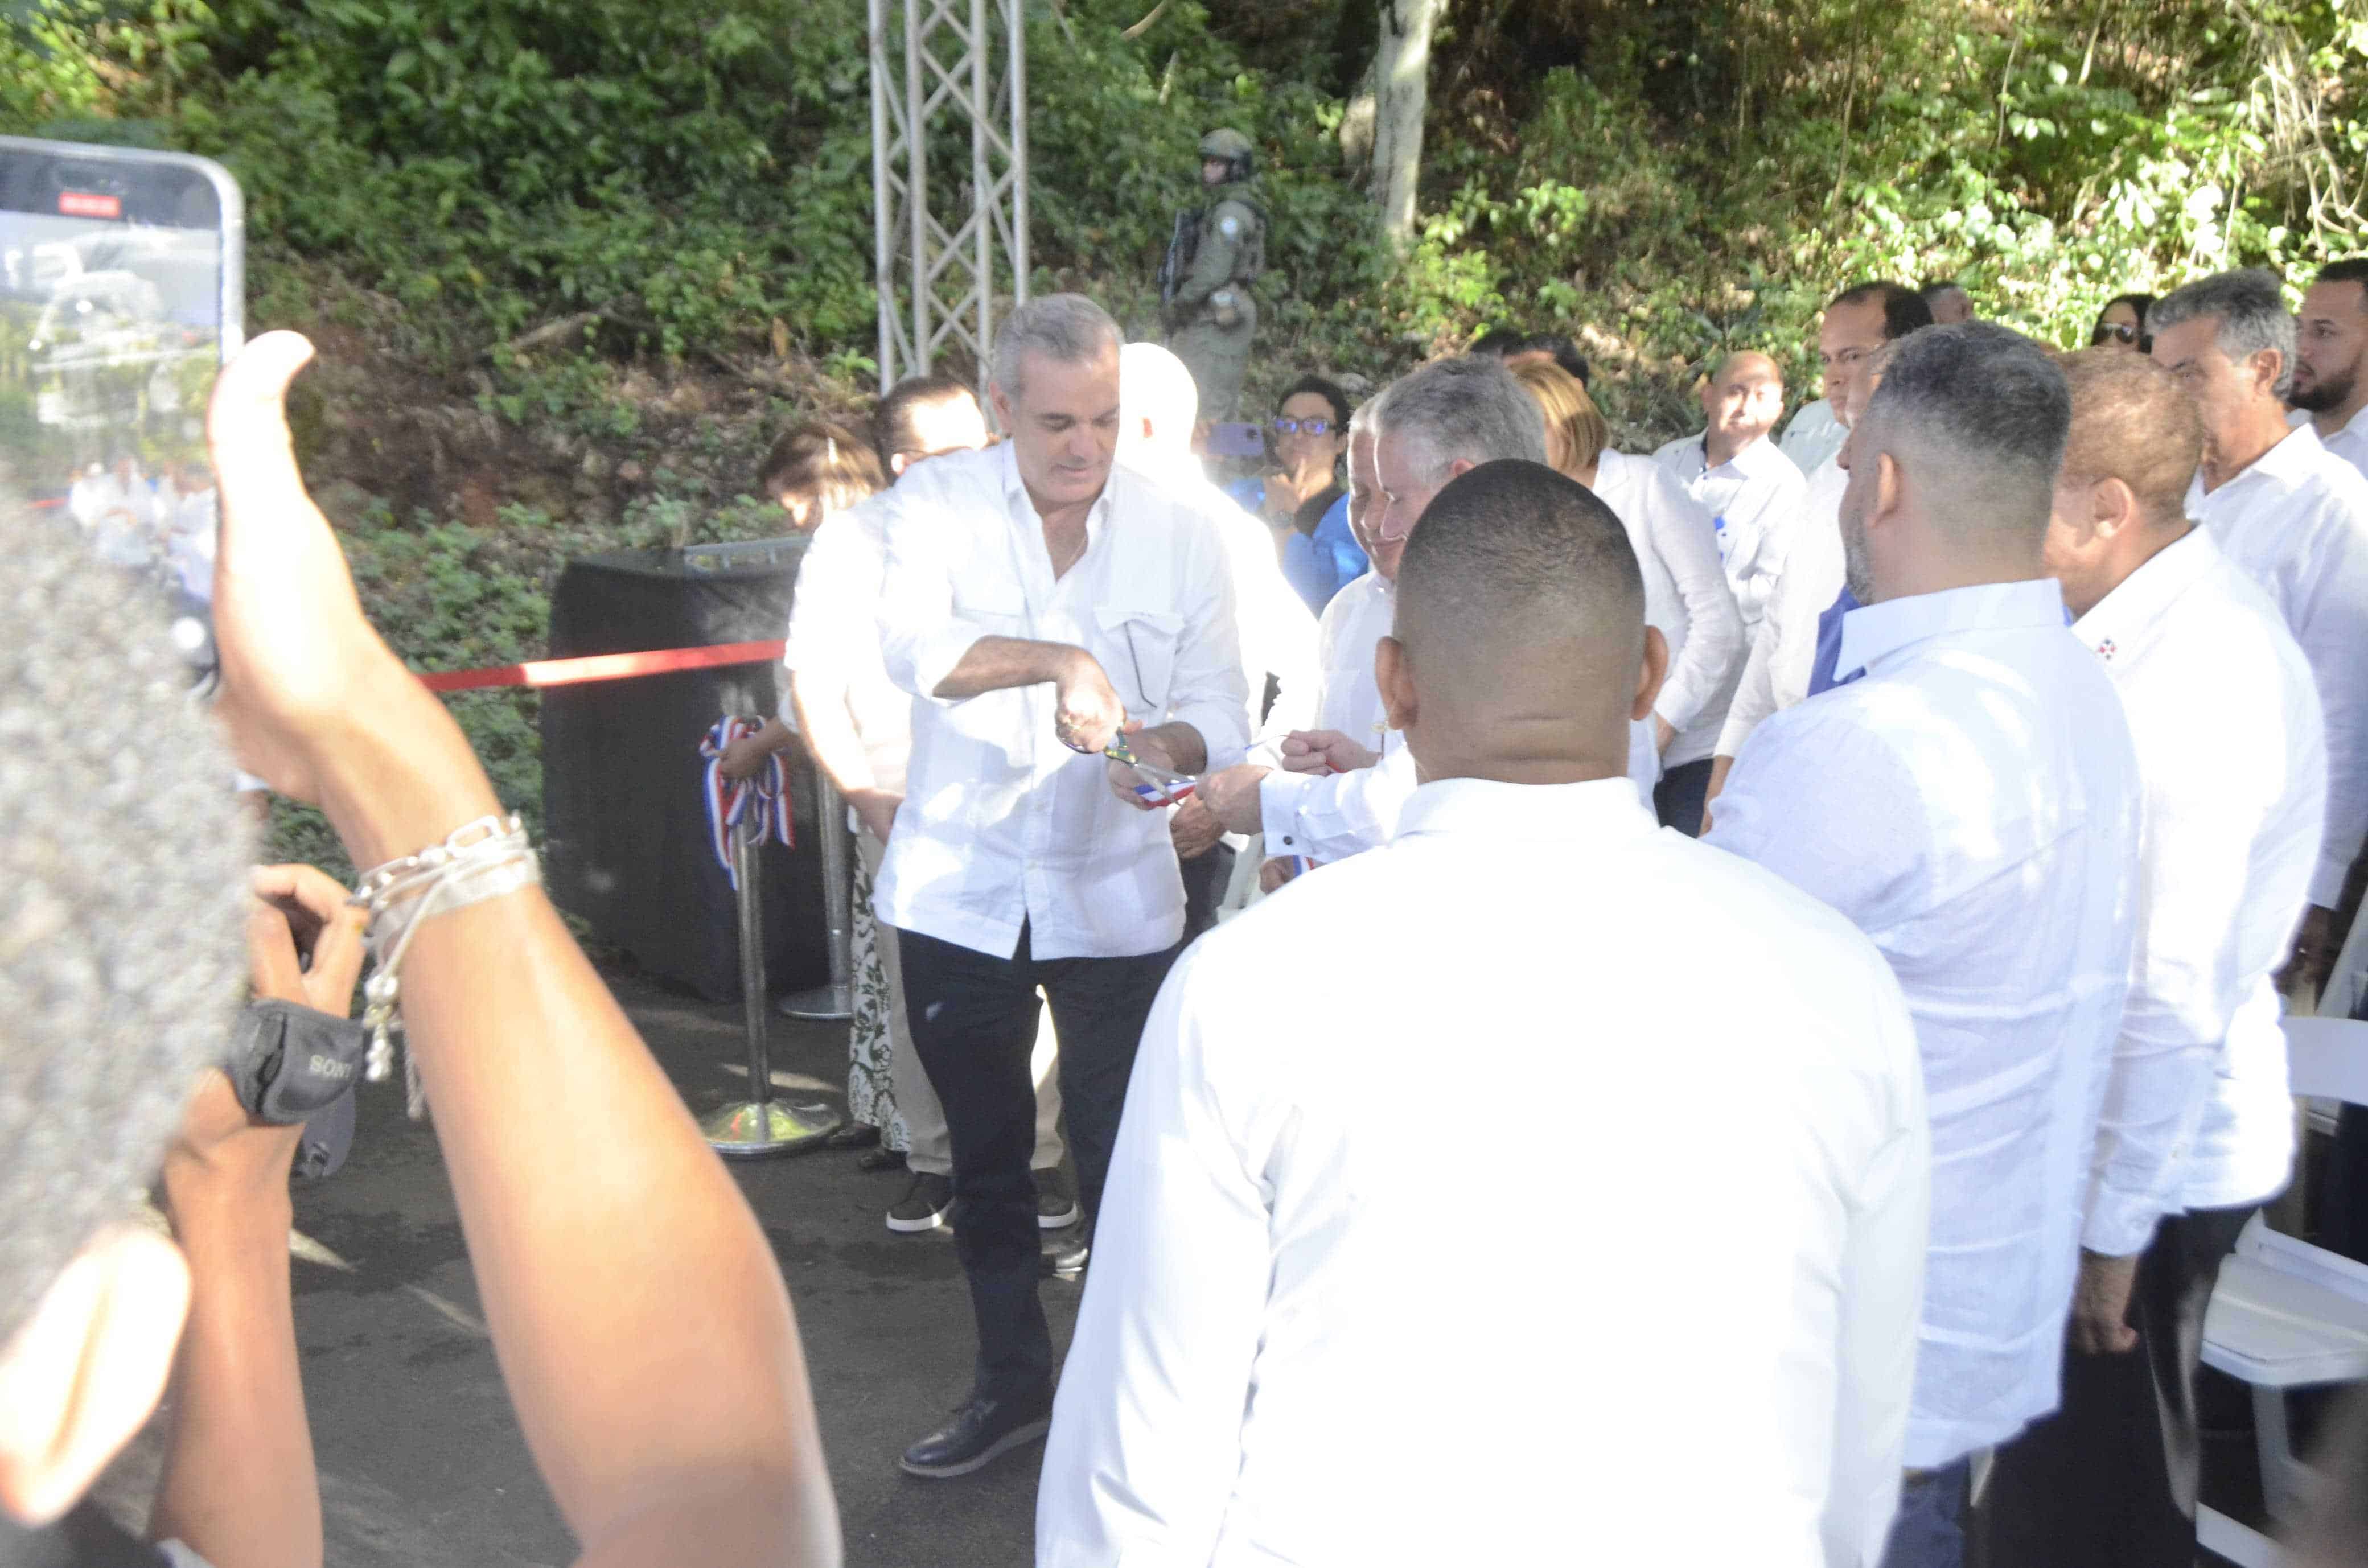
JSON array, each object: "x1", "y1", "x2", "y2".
[{"x1": 96, "y1": 968, "x2": 1063, "y2": 1568}]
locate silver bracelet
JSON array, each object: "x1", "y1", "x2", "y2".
[{"x1": 351, "y1": 814, "x2": 543, "y2": 1118}]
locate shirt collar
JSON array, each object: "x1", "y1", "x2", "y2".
[
  {"x1": 2197, "y1": 424, "x2": 2326, "y2": 508},
  {"x1": 1393, "y1": 774, "x2": 1659, "y2": 849},
  {"x1": 1835, "y1": 577, "x2": 2069, "y2": 680},
  {"x1": 998, "y1": 439, "x2": 1116, "y2": 537},
  {"x1": 1722, "y1": 433, "x2": 1787, "y2": 480},
  {"x1": 2070, "y1": 526, "x2": 2215, "y2": 664}
]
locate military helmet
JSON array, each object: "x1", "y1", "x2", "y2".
[{"x1": 1198, "y1": 127, "x2": 1255, "y2": 182}]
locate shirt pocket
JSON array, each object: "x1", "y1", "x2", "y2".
[
  {"x1": 1094, "y1": 605, "x2": 1185, "y2": 719},
  {"x1": 951, "y1": 582, "x2": 1029, "y2": 637}
]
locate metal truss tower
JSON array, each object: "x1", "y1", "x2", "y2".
[{"x1": 868, "y1": 0, "x2": 1030, "y2": 397}]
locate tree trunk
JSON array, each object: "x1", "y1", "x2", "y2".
[{"x1": 1372, "y1": 0, "x2": 1441, "y2": 251}]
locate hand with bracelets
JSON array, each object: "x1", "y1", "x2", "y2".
[{"x1": 205, "y1": 334, "x2": 839, "y2": 1565}]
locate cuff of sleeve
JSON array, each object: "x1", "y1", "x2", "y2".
[
  {"x1": 1173, "y1": 702, "x2": 1251, "y2": 772},
  {"x1": 1259, "y1": 770, "x2": 1317, "y2": 853},
  {"x1": 2082, "y1": 1185, "x2": 2166, "y2": 1258},
  {"x1": 900, "y1": 625, "x2": 991, "y2": 707},
  {"x1": 2309, "y1": 851, "x2": 2349, "y2": 912}
]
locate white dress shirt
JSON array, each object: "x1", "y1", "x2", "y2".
[
  {"x1": 1126, "y1": 453, "x2": 1319, "y2": 738},
  {"x1": 874, "y1": 442, "x2": 1249, "y2": 960},
  {"x1": 783, "y1": 495, "x2": 912, "y2": 797},
  {"x1": 1707, "y1": 578, "x2": 2140, "y2": 1468},
  {"x1": 1779, "y1": 396, "x2": 1849, "y2": 475},
  {"x1": 2186, "y1": 423, "x2": 2368, "y2": 907},
  {"x1": 2298, "y1": 401, "x2": 2368, "y2": 480},
  {"x1": 1256, "y1": 570, "x2": 1407, "y2": 864},
  {"x1": 1654, "y1": 431, "x2": 1809, "y2": 634},
  {"x1": 2070, "y1": 530, "x2": 2326, "y2": 1254},
  {"x1": 1042, "y1": 776, "x2": 1930, "y2": 1568},
  {"x1": 1717, "y1": 453, "x2": 1847, "y2": 759},
  {"x1": 1592, "y1": 449, "x2": 1746, "y2": 769}
]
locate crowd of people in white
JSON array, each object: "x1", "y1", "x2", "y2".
[{"x1": 751, "y1": 267, "x2": 2368, "y2": 1568}]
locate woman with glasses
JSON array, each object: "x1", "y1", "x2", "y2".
[
  {"x1": 1228, "y1": 374, "x2": 1366, "y2": 612},
  {"x1": 2091, "y1": 293, "x2": 2155, "y2": 353}
]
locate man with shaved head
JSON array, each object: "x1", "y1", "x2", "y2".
[
  {"x1": 1655, "y1": 349, "x2": 1808, "y2": 635},
  {"x1": 1979, "y1": 350, "x2": 2324, "y2": 1568},
  {"x1": 1040, "y1": 459, "x2": 1930, "y2": 1566},
  {"x1": 1709, "y1": 324, "x2": 2141, "y2": 1568}
]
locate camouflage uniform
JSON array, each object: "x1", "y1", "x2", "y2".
[{"x1": 1162, "y1": 129, "x2": 1267, "y2": 421}]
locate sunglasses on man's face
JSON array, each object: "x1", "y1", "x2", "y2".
[
  {"x1": 1272, "y1": 417, "x2": 1335, "y2": 436},
  {"x1": 2092, "y1": 322, "x2": 2141, "y2": 346}
]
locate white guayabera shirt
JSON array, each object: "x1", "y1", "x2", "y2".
[
  {"x1": 1717, "y1": 452, "x2": 1848, "y2": 760},
  {"x1": 1042, "y1": 776, "x2": 1929, "y2": 1568},
  {"x1": 1779, "y1": 394, "x2": 1849, "y2": 475},
  {"x1": 2069, "y1": 530, "x2": 2326, "y2": 1255},
  {"x1": 1591, "y1": 448, "x2": 1746, "y2": 770},
  {"x1": 1708, "y1": 577, "x2": 2141, "y2": 1468},
  {"x1": 873, "y1": 441, "x2": 1249, "y2": 960},
  {"x1": 2186, "y1": 422, "x2": 2368, "y2": 908},
  {"x1": 1654, "y1": 429, "x2": 1810, "y2": 635}
]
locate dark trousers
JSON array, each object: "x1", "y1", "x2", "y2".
[
  {"x1": 897, "y1": 923, "x2": 1179, "y2": 1402},
  {"x1": 1976, "y1": 1204, "x2": 2258, "y2": 1567},
  {"x1": 1654, "y1": 756, "x2": 1714, "y2": 838},
  {"x1": 1881, "y1": 1460, "x2": 1972, "y2": 1568},
  {"x1": 2324, "y1": 1104, "x2": 2368, "y2": 1266},
  {"x1": 1179, "y1": 841, "x2": 1236, "y2": 943}
]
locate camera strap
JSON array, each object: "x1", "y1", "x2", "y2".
[{"x1": 227, "y1": 999, "x2": 370, "y2": 1126}]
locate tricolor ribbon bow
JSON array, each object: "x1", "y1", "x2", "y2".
[{"x1": 698, "y1": 717, "x2": 795, "y2": 887}]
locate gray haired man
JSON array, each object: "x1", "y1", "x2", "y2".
[
  {"x1": 871, "y1": 293, "x2": 1249, "y2": 1478},
  {"x1": 2151, "y1": 268, "x2": 2368, "y2": 990},
  {"x1": 1194, "y1": 355, "x2": 1551, "y2": 860}
]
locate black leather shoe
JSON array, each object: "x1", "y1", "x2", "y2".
[
  {"x1": 899, "y1": 1392, "x2": 1052, "y2": 1478},
  {"x1": 1040, "y1": 1230, "x2": 1090, "y2": 1279},
  {"x1": 824, "y1": 1121, "x2": 881, "y2": 1151}
]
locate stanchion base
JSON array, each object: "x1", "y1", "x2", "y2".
[
  {"x1": 775, "y1": 982, "x2": 853, "y2": 1021},
  {"x1": 702, "y1": 1097, "x2": 844, "y2": 1158}
]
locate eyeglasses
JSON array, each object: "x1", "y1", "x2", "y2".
[
  {"x1": 1271, "y1": 417, "x2": 1335, "y2": 436},
  {"x1": 2092, "y1": 322, "x2": 2141, "y2": 346}
]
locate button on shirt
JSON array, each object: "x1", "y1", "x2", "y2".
[
  {"x1": 874, "y1": 442, "x2": 1249, "y2": 961},
  {"x1": 1041, "y1": 777, "x2": 1930, "y2": 1568},
  {"x1": 2186, "y1": 423, "x2": 2368, "y2": 908},
  {"x1": 1780, "y1": 396, "x2": 1849, "y2": 475},
  {"x1": 782, "y1": 495, "x2": 912, "y2": 797},
  {"x1": 1593, "y1": 448, "x2": 1747, "y2": 769},
  {"x1": 1717, "y1": 452, "x2": 1848, "y2": 759},
  {"x1": 1707, "y1": 578, "x2": 2141, "y2": 1468},
  {"x1": 2071, "y1": 530, "x2": 2326, "y2": 1254},
  {"x1": 1654, "y1": 431, "x2": 1809, "y2": 635}
]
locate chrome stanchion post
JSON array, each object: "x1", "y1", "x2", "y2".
[
  {"x1": 702, "y1": 806, "x2": 842, "y2": 1157},
  {"x1": 777, "y1": 772, "x2": 855, "y2": 1020}
]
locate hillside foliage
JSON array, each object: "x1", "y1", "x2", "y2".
[{"x1": 4, "y1": 0, "x2": 2363, "y2": 859}]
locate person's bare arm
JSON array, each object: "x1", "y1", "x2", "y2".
[
  {"x1": 789, "y1": 673, "x2": 898, "y2": 843},
  {"x1": 932, "y1": 636, "x2": 1128, "y2": 756},
  {"x1": 147, "y1": 866, "x2": 361, "y2": 1568},
  {"x1": 208, "y1": 333, "x2": 838, "y2": 1567}
]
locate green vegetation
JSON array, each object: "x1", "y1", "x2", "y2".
[{"x1": 5, "y1": 0, "x2": 2363, "y2": 854}]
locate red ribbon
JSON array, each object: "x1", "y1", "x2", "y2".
[{"x1": 417, "y1": 639, "x2": 785, "y2": 693}]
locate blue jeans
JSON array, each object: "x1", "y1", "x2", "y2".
[{"x1": 1879, "y1": 1459, "x2": 1971, "y2": 1568}]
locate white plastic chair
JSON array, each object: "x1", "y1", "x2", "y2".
[{"x1": 2198, "y1": 1015, "x2": 2368, "y2": 1562}]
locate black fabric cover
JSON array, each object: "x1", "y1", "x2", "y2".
[{"x1": 541, "y1": 548, "x2": 828, "y2": 1001}]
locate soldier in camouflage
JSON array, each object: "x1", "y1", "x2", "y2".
[{"x1": 1161, "y1": 128, "x2": 1267, "y2": 421}]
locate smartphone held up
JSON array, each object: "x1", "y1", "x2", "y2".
[{"x1": 0, "y1": 136, "x2": 243, "y2": 688}]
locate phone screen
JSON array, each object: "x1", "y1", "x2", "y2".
[
  {"x1": 0, "y1": 137, "x2": 241, "y2": 631},
  {"x1": 1206, "y1": 421, "x2": 1265, "y2": 460}
]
